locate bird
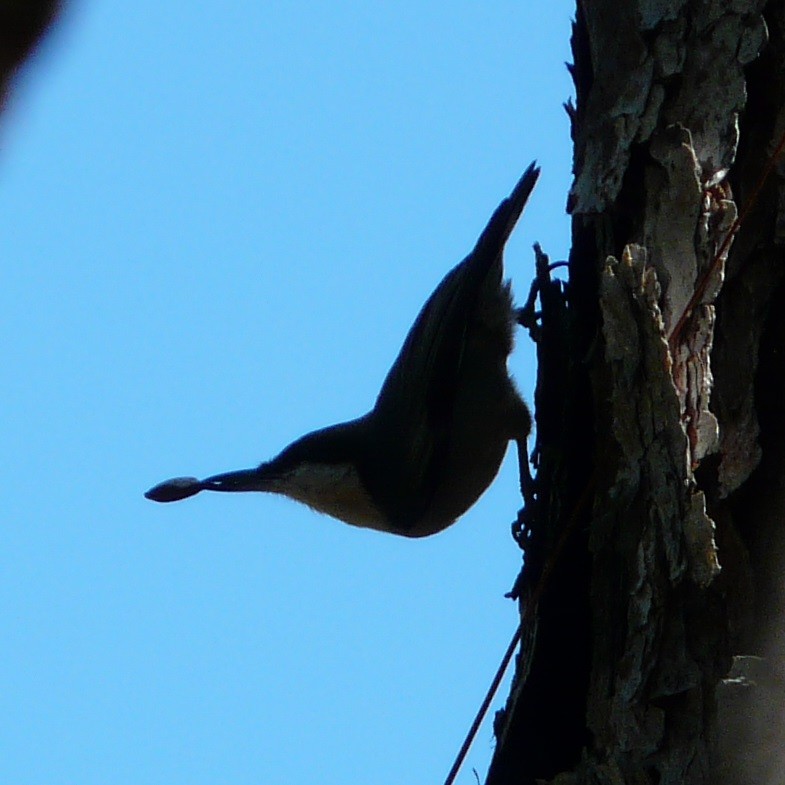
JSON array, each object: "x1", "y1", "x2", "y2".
[{"x1": 145, "y1": 162, "x2": 539, "y2": 537}]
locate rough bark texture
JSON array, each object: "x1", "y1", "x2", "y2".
[{"x1": 487, "y1": 1, "x2": 785, "y2": 783}]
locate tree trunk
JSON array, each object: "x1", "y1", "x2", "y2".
[{"x1": 487, "y1": 1, "x2": 785, "y2": 783}]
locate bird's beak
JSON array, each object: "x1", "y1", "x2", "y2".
[
  {"x1": 200, "y1": 468, "x2": 267, "y2": 493},
  {"x1": 145, "y1": 467, "x2": 270, "y2": 503}
]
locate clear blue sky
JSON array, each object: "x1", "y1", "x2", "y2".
[{"x1": 2, "y1": 2, "x2": 574, "y2": 783}]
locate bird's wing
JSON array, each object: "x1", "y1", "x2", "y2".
[{"x1": 369, "y1": 163, "x2": 540, "y2": 523}]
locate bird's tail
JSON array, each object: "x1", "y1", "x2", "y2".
[{"x1": 471, "y1": 161, "x2": 540, "y2": 268}]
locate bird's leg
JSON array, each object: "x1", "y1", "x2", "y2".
[{"x1": 515, "y1": 278, "x2": 542, "y2": 340}]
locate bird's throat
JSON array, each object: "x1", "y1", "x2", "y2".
[{"x1": 276, "y1": 461, "x2": 391, "y2": 532}]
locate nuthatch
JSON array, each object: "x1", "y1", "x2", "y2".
[{"x1": 145, "y1": 163, "x2": 539, "y2": 537}]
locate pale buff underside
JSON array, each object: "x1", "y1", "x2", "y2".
[{"x1": 274, "y1": 462, "x2": 394, "y2": 533}]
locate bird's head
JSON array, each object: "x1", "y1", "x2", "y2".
[{"x1": 144, "y1": 417, "x2": 390, "y2": 531}]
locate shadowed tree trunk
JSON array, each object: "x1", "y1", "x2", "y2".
[{"x1": 487, "y1": 1, "x2": 785, "y2": 783}]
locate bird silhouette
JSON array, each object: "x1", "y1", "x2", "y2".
[{"x1": 146, "y1": 163, "x2": 539, "y2": 536}]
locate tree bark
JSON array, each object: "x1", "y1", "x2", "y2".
[{"x1": 487, "y1": 1, "x2": 785, "y2": 783}]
